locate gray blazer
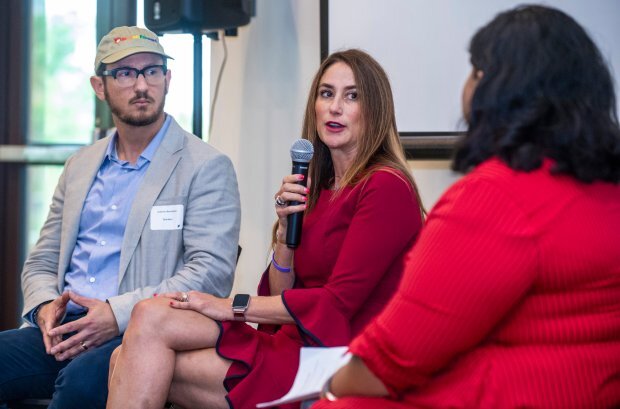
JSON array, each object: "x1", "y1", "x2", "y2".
[{"x1": 21, "y1": 117, "x2": 241, "y2": 333}]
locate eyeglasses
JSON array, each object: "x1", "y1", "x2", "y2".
[{"x1": 101, "y1": 65, "x2": 167, "y2": 87}]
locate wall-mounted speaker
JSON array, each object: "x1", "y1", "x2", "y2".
[{"x1": 144, "y1": 0, "x2": 254, "y2": 34}]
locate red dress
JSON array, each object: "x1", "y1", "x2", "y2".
[
  {"x1": 314, "y1": 158, "x2": 620, "y2": 409},
  {"x1": 216, "y1": 169, "x2": 423, "y2": 409}
]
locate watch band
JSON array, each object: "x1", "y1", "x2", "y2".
[
  {"x1": 233, "y1": 308, "x2": 246, "y2": 320},
  {"x1": 32, "y1": 300, "x2": 53, "y2": 326}
]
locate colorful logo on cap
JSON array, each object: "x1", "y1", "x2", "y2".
[{"x1": 113, "y1": 34, "x2": 158, "y2": 44}]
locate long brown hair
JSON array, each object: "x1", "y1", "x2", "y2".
[{"x1": 302, "y1": 49, "x2": 425, "y2": 217}]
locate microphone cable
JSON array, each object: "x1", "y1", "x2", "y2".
[{"x1": 208, "y1": 31, "x2": 228, "y2": 138}]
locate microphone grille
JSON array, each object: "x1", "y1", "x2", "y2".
[{"x1": 290, "y1": 139, "x2": 314, "y2": 163}]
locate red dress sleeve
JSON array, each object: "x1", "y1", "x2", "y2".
[
  {"x1": 282, "y1": 170, "x2": 423, "y2": 346},
  {"x1": 349, "y1": 176, "x2": 538, "y2": 395}
]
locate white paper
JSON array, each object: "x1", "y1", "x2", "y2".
[
  {"x1": 150, "y1": 204, "x2": 183, "y2": 230},
  {"x1": 256, "y1": 346, "x2": 351, "y2": 408}
]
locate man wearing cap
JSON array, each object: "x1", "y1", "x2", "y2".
[{"x1": 0, "y1": 26, "x2": 241, "y2": 409}]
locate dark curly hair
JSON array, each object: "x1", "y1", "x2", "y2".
[{"x1": 453, "y1": 4, "x2": 620, "y2": 183}]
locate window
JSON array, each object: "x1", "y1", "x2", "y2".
[
  {"x1": 25, "y1": 0, "x2": 97, "y2": 253},
  {"x1": 30, "y1": 0, "x2": 96, "y2": 144}
]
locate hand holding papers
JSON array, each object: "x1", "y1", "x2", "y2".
[{"x1": 256, "y1": 346, "x2": 352, "y2": 408}]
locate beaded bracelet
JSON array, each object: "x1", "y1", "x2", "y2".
[{"x1": 271, "y1": 252, "x2": 292, "y2": 273}]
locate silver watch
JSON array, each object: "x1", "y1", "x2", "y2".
[{"x1": 232, "y1": 294, "x2": 251, "y2": 321}]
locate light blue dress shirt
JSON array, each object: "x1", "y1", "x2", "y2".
[{"x1": 63, "y1": 116, "x2": 171, "y2": 314}]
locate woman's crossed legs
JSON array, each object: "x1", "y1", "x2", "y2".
[{"x1": 107, "y1": 297, "x2": 231, "y2": 409}]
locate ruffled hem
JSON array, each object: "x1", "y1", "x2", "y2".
[{"x1": 217, "y1": 320, "x2": 303, "y2": 409}]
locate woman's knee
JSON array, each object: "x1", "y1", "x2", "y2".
[{"x1": 128, "y1": 297, "x2": 171, "y2": 332}]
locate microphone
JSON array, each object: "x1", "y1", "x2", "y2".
[{"x1": 286, "y1": 139, "x2": 314, "y2": 248}]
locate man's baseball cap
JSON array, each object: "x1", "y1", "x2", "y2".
[{"x1": 94, "y1": 26, "x2": 173, "y2": 73}]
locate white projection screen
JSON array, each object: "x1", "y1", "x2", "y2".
[{"x1": 322, "y1": 0, "x2": 620, "y2": 156}]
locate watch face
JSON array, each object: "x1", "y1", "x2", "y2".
[{"x1": 232, "y1": 294, "x2": 250, "y2": 309}]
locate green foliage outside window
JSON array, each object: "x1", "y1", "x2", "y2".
[{"x1": 29, "y1": 0, "x2": 96, "y2": 144}]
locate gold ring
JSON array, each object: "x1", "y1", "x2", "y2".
[{"x1": 80, "y1": 341, "x2": 88, "y2": 351}]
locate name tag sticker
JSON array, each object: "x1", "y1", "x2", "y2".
[{"x1": 150, "y1": 204, "x2": 184, "y2": 230}]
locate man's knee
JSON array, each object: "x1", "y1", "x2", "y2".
[
  {"x1": 0, "y1": 327, "x2": 62, "y2": 401},
  {"x1": 52, "y1": 364, "x2": 108, "y2": 409},
  {"x1": 50, "y1": 340, "x2": 120, "y2": 409},
  {"x1": 55, "y1": 364, "x2": 104, "y2": 397}
]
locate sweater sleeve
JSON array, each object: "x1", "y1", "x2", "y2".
[
  {"x1": 282, "y1": 171, "x2": 423, "y2": 346},
  {"x1": 349, "y1": 177, "x2": 539, "y2": 395}
]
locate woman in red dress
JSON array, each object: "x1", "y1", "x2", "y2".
[
  {"x1": 106, "y1": 49, "x2": 424, "y2": 409},
  {"x1": 315, "y1": 5, "x2": 620, "y2": 409}
]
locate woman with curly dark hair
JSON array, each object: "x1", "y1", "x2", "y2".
[{"x1": 315, "y1": 5, "x2": 620, "y2": 409}]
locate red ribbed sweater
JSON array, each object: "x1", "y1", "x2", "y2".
[{"x1": 317, "y1": 158, "x2": 620, "y2": 409}]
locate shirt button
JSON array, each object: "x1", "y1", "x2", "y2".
[
  {"x1": 100, "y1": 240, "x2": 107, "y2": 246},
  {"x1": 89, "y1": 277, "x2": 96, "y2": 283},
  {"x1": 111, "y1": 205, "x2": 118, "y2": 210}
]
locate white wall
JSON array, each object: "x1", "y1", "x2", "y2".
[
  {"x1": 208, "y1": 1, "x2": 322, "y2": 294},
  {"x1": 208, "y1": 1, "x2": 459, "y2": 295},
  {"x1": 409, "y1": 160, "x2": 461, "y2": 211}
]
